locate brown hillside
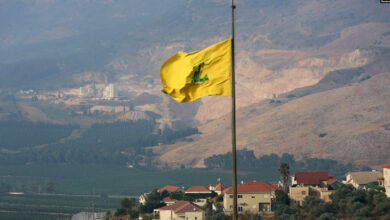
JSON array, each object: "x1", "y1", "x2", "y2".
[{"x1": 155, "y1": 72, "x2": 390, "y2": 168}]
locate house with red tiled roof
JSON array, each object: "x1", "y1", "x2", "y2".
[
  {"x1": 162, "y1": 197, "x2": 178, "y2": 206},
  {"x1": 221, "y1": 187, "x2": 230, "y2": 195},
  {"x1": 291, "y1": 171, "x2": 334, "y2": 186},
  {"x1": 383, "y1": 164, "x2": 390, "y2": 197},
  {"x1": 290, "y1": 171, "x2": 336, "y2": 205},
  {"x1": 223, "y1": 181, "x2": 278, "y2": 214},
  {"x1": 157, "y1": 201, "x2": 205, "y2": 220},
  {"x1": 158, "y1": 185, "x2": 182, "y2": 193},
  {"x1": 215, "y1": 183, "x2": 226, "y2": 195},
  {"x1": 185, "y1": 186, "x2": 211, "y2": 194}
]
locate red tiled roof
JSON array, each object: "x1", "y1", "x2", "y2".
[
  {"x1": 158, "y1": 201, "x2": 204, "y2": 213},
  {"x1": 383, "y1": 164, "x2": 390, "y2": 169},
  {"x1": 225, "y1": 181, "x2": 278, "y2": 194},
  {"x1": 327, "y1": 179, "x2": 336, "y2": 184},
  {"x1": 159, "y1": 185, "x2": 180, "y2": 193},
  {"x1": 221, "y1": 187, "x2": 230, "y2": 195},
  {"x1": 215, "y1": 183, "x2": 226, "y2": 191},
  {"x1": 211, "y1": 196, "x2": 217, "y2": 202},
  {"x1": 162, "y1": 197, "x2": 177, "y2": 203},
  {"x1": 294, "y1": 171, "x2": 333, "y2": 185},
  {"x1": 185, "y1": 186, "x2": 211, "y2": 193}
]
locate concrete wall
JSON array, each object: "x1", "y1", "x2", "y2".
[
  {"x1": 223, "y1": 192, "x2": 272, "y2": 214},
  {"x1": 289, "y1": 186, "x2": 309, "y2": 205},
  {"x1": 159, "y1": 210, "x2": 204, "y2": 220},
  {"x1": 289, "y1": 186, "x2": 333, "y2": 205},
  {"x1": 385, "y1": 168, "x2": 390, "y2": 197},
  {"x1": 185, "y1": 211, "x2": 205, "y2": 220}
]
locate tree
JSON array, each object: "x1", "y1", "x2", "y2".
[
  {"x1": 170, "y1": 191, "x2": 185, "y2": 200},
  {"x1": 120, "y1": 197, "x2": 136, "y2": 214},
  {"x1": 274, "y1": 204, "x2": 302, "y2": 220},
  {"x1": 302, "y1": 196, "x2": 335, "y2": 218},
  {"x1": 330, "y1": 184, "x2": 354, "y2": 211},
  {"x1": 140, "y1": 189, "x2": 165, "y2": 213},
  {"x1": 275, "y1": 190, "x2": 290, "y2": 206},
  {"x1": 278, "y1": 163, "x2": 290, "y2": 193},
  {"x1": 160, "y1": 190, "x2": 169, "y2": 199}
]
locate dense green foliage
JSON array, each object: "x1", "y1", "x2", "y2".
[
  {"x1": 139, "y1": 189, "x2": 166, "y2": 213},
  {"x1": 330, "y1": 185, "x2": 390, "y2": 219},
  {"x1": 302, "y1": 196, "x2": 336, "y2": 219},
  {"x1": 115, "y1": 197, "x2": 139, "y2": 218},
  {"x1": 274, "y1": 184, "x2": 390, "y2": 219},
  {"x1": 273, "y1": 190, "x2": 302, "y2": 220},
  {"x1": 0, "y1": 121, "x2": 78, "y2": 150},
  {"x1": 278, "y1": 163, "x2": 290, "y2": 193},
  {"x1": 204, "y1": 149, "x2": 361, "y2": 179},
  {"x1": 275, "y1": 190, "x2": 290, "y2": 206}
]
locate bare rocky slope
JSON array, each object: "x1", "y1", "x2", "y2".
[{"x1": 154, "y1": 67, "x2": 390, "y2": 168}]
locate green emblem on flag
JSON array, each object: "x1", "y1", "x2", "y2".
[{"x1": 191, "y1": 61, "x2": 209, "y2": 84}]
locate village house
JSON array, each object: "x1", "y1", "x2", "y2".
[
  {"x1": 289, "y1": 171, "x2": 337, "y2": 205},
  {"x1": 159, "y1": 185, "x2": 182, "y2": 193},
  {"x1": 139, "y1": 193, "x2": 148, "y2": 205},
  {"x1": 383, "y1": 164, "x2": 390, "y2": 197},
  {"x1": 185, "y1": 186, "x2": 211, "y2": 194},
  {"x1": 215, "y1": 183, "x2": 226, "y2": 195},
  {"x1": 342, "y1": 171, "x2": 382, "y2": 190},
  {"x1": 223, "y1": 181, "x2": 278, "y2": 214},
  {"x1": 157, "y1": 201, "x2": 205, "y2": 220},
  {"x1": 162, "y1": 197, "x2": 178, "y2": 206}
]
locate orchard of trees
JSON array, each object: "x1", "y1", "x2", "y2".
[{"x1": 274, "y1": 185, "x2": 390, "y2": 219}]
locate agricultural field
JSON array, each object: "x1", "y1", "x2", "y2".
[
  {"x1": 0, "y1": 164, "x2": 260, "y2": 195},
  {"x1": 0, "y1": 164, "x2": 262, "y2": 219},
  {"x1": 0, "y1": 193, "x2": 121, "y2": 220}
]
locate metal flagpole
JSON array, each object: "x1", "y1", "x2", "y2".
[{"x1": 230, "y1": 0, "x2": 238, "y2": 220}]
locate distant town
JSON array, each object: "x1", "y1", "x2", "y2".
[{"x1": 13, "y1": 82, "x2": 156, "y2": 122}]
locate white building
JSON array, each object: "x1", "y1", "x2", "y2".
[
  {"x1": 383, "y1": 164, "x2": 390, "y2": 197},
  {"x1": 157, "y1": 201, "x2": 205, "y2": 220},
  {"x1": 342, "y1": 171, "x2": 383, "y2": 190},
  {"x1": 103, "y1": 83, "x2": 118, "y2": 99}
]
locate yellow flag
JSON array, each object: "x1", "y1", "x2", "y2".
[{"x1": 160, "y1": 38, "x2": 231, "y2": 103}]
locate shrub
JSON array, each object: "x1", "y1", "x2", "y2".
[
  {"x1": 275, "y1": 190, "x2": 290, "y2": 206},
  {"x1": 303, "y1": 196, "x2": 335, "y2": 218},
  {"x1": 317, "y1": 212, "x2": 338, "y2": 220},
  {"x1": 353, "y1": 207, "x2": 371, "y2": 218},
  {"x1": 274, "y1": 204, "x2": 302, "y2": 220},
  {"x1": 375, "y1": 199, "x2": 390, "y2": 215}
]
